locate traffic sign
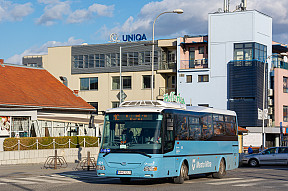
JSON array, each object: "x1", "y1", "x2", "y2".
[
  {"x1": 258, "y1": 108, "x2": 268, "y2": 120},
  {"x1": 116, "y1": 90, "x2": 127, "y2": 102}
]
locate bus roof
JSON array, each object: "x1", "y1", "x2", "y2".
[{"x1": 106, "y1": 100, "x2": 236, "y2": 116}]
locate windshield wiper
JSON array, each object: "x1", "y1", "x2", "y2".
[{"x1": 103, "y1": 150, "x2": 152, "y2": 158}]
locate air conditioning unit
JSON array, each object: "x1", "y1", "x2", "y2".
[
  {"x1": 268, "y1": 107, "x2": 273, "y2": 115},
  {"x1": 268, "y1": 89, "x2": 273, "y2": 97},
  {"x1": 268, "y1": 98, "x2": 273, "y2": 106}
]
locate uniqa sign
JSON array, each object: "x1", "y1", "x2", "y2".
[
  {"x1": 109, "y1": 33, "x2": 147, "y2": 42},
  {"x1": 163, "y1": 92, "x2": 185, "y2": 104},
  {"x1": 122, "y1": 34, "x2": 147, "y2": 42}
]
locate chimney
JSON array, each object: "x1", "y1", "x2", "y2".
[{"x1": 73, "y1": 90, "x2": 79, "y2": 96}]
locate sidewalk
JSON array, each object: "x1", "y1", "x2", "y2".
[{"x1": 0, "y1": 162, "x2": 89, "y2": 177}]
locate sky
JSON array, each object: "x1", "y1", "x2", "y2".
[{"x1": 1, "y1": 0, "x2": 288, "y2": 65}]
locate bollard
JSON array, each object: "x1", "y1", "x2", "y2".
[
  {"x1": 36, "y1": 139, "x2": 39, "y2": 150},
  {"x1": 18, "y1": 140, "x2": 20, "y2": 151},
  {"x1": 87, "y1": 151, "x2": 90, "y2": 171},
  {"x1": 69, "y1": 139, "x2": 71, "y2": 148},
  {"x1": 84, "y1": 138, "x2": 86, "y2": 148},
  {"x1": 53, "y1": 139, "x2": 55, "y2": 150},
  {"x1": 97, "y1": 138, "x2": 99, "y2": 147},
  {"x1": 54, "y1": 150, "x2": 57, "y2": 169}
]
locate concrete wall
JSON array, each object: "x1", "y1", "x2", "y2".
[{"x1": 0, "y1": 147, "x2": 99, "y2": 165}]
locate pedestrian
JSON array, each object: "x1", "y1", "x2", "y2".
[
  {"x1": 248, "y1": 145, "x2": 253, "y2": 154},
  {"x1": 259, "y1": 145, "x2": 263, "y2": 153}
]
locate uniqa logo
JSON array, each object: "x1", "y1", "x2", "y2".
[
  {"x1": 122, "y1": 34, "x2": 147, "y2": 42},
  {"x1": 163, "y1": 92, "x2": 185, "y2": 104}
]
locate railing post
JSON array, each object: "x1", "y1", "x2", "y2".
[
  {"x1": 87, "y1": 151, "x2": 90, "y2": 171},
  {"x1": 97, "y1": 138, "x2": 100, "y2": 147},
  {"x1": 53, "y1": 139, "x2": 55, "y2": 150},
  {"x1": 54, "y1": 149, "x2": 57, "y2": 169},
  {"x1": 36, "y1": 139, "x2": 39, "y2": 150},
  {"x1": 69, "y1": 139, "x2": 71, "y2": 148},
  {"x1": 18, "y1": 140, "x2": 20, "y2": 151},
  {"x1": 84, "y1": 138, "x2": 86, "y2": 148}
]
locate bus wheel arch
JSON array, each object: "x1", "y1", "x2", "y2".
[
  {"x1": 174, "y1": 161, "x2": 189, "y2": 184},
  {"x1": 212, "y1": 158, "x2": 226, "y2": 179}
]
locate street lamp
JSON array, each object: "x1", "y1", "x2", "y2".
[
  {"x1": 151, "y1": 9, "x2": 184, "y2": 100},
  {"x1": 262, "y1": 52, "x2": 288, "y2": 148}
]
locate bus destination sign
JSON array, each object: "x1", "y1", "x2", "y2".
[{"x1": 113, "y1": 114, "x2": 153, "y2": 121}]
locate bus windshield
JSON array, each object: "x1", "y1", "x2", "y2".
[{"x1": 101, "y1": 113, "x2": 163, "y2": 154}]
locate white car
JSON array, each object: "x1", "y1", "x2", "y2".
[{"x1": 241, "y1": 147, "x2": 288, "y2": 167}]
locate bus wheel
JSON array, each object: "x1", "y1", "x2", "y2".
[
  {"x1": 174, "y1": 163, "x2": 188, "y2": 184},
  {"x1": 120, "y1": 177, "x2": 131, "y2": 183},
  {"x1": 212, "y1": 159, "x2": 226, "y2": 179}
]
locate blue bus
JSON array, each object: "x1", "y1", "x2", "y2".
[{"x1": 96, "y1": 100, "x2": 238, "y2": 183}]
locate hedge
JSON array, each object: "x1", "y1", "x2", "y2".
[{"x1": 3, "y1": 136, "x2": 99, "y2": 151}]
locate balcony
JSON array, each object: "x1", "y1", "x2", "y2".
[
  {"x1": 180, "y1": 59, "x2": 208, "y2": 69},
  {"x1": 157, "y1": 62, "x2": 176, "y2": 73},
  {"x1": 272, "y1": 60, "x2": 288, "y2": 70},
  {"x1": 157, "y1": 87, "x2": 176, "y2": 100}
]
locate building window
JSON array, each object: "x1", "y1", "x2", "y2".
[
  {"x1": 80, "y1": 77, "x2": 98, "y2": 90},
  {"x1": 88, "y1": 102, "x2": 98, "y2": 112},
  {"x1": 143, "y1": 75, "x2": 154, "y2": 89},
  {"x1": 234, "y1": 42, "x2": 267, "y2": 62},
  {"x1": 112, "y1": 76, "x2": 132, "y2": 90},
  {"x1": 106, "y1": 53, "x2": 119, "y2": 67},
  {"x1": 168, "y1": 51, "x2": 176, "y2": 63},
  {"x1": 112, "y1": 102, "x2": 120, "y2": 108},
  {"x1": 284, "y1": 77, "x2": 288, "y2": 93},
  {"x1": 186, "y1": 75, "x2": 192, "y2": 83},
  {"x1": 198, "y1": 46, "x2": 204, "y2": 54},
  {"x1": 198, "y1": 75, "x2": 209, "y2": 82},
  {"x1": 284, "y1": 106, "x2": 288, "y2": 122}
]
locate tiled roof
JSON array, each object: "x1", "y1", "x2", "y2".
[{"x1": 0, "y1": 64, "x2": 94, "y2": 111}]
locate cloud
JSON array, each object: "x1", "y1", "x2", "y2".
[
  {"x1": 67, "y1": 3, "x2": 114, "y2": 23},
  {"x1": 0, "y1": 1, "x2": 33, "y2": 22},
  {"x1": 6, "y1": 37, "x2": 84, "y2": 65},
  {"x1": 36, "y1": 1, "x2": 71, "y2": 26},
  {"x1": 98, "y1": 0, "x2": 288, "y2": 44}
]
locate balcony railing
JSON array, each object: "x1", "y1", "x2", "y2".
[
  {"x1": 272, "y1": 60, "x2": 288, "y2": 70},
  {"x1": 158, "y1": 87, "x2": 176, "y2": 96},
  {"x1": 158, "y1": 62, "x2": 176, "y2": 70},
  {"x1": 180, "y1": 59, "x2": 208, "y2": 69}
]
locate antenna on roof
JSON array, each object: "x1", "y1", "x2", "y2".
[
  {"x1": 223, "y1": 0, "x2": 230, "y2": 12},
  {"x1": 236, "y1": 0, "x2": 247, "y2": 11}
]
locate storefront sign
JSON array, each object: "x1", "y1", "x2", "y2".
[
  {"x1": 163, "y1": 92, "x2": 185, "y2": 104},
  {"x1": 0, "y1": 116, "x2": 10, "y2": 136},
  {"x1": 109, "y1": 33, "x2": 147, "y2": 42}
]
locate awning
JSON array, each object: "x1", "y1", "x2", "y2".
[{"x1": 37, "y1": 116, "x2": 104, "y2": 125}]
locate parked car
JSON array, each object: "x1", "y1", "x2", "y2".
[{"x1": 241, "y1": 147, "x2": 288, "y2": 167}]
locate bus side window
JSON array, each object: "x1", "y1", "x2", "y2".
[
  {"x1": 164, "y1": 114, "x2": 174, "y2": 152},
  {"x1": 201, "y1": 115, "x2": 213, "y2": 140},
  {"x1": 175, "y1": 115, "x2": 188, "y2": 140},
  {"x1": 225, "y1": 122, "x2": 236, "y2": 135},
  {"x1": 214, "y1": 121, "x2": 225, "y2": 136},
  {"x1": 188, "y1": 117, "x2": 201, "y2": 140}
]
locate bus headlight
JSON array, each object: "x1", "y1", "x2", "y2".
[
  {"x1": 96, "y1": 165, "x2": 106, "y2": 170},
  {"x1": 144, "y1": 166, "x2": 157, "y2": 171}
]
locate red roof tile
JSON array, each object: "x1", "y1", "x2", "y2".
[{"x1": 0, "y1": 64, "x2": 94, "y2": 111}]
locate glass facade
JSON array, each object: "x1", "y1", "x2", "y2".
[
  {"x1": 73, "y1": 51, "x2": 159, "y2": 69},
  {"x1": 234, "y1": 42, "x2": 267, "y2": 62}
]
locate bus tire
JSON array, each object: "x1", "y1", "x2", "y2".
[
  {"x1": 174, "y1": 163, "x2": 188, "y2": 184},
  {"x1": 212, "y1": 159, "x2": 226, "y2": 179},
  {"x1": 120, "y1": 177, "x2": 131, "y2": 183}
]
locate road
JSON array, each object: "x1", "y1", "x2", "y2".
[{"x1": 0, "y1": 164, "x2": 287, "y2": 191}]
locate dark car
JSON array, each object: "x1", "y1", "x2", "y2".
[{"x1": 241, "y1": 147, "x2": 288, "y2": 167}]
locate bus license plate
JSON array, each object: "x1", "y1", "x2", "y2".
[{"x1": 117, "y1": 170, "x2": 132, "y2": 175}]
